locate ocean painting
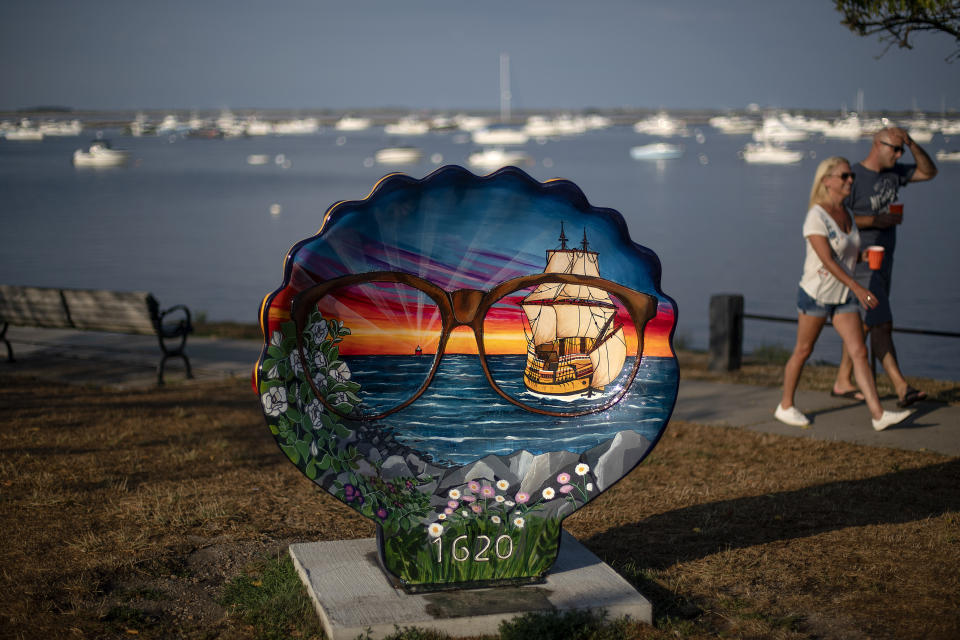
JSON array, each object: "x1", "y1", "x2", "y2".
[{"x1": 255, "y1": 165, "x2": 679, "y2": 590}]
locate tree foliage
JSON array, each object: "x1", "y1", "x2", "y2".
[{"x1": 834, "y1": 0, "x2": 960, "y2": 61}]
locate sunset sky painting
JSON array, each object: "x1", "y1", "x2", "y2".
[{"x1": 262, "y1": 166, "x2": 677, "y2": 366}]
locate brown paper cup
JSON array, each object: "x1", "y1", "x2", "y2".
[{"x1": 867, "y1": 245, "x2": 885, "y2": 270}]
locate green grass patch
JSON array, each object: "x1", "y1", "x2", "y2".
[{"x1": 219, "y1": 551, "x2": 324, "y2": 640}]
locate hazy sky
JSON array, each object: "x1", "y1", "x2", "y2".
[{"x1": 2, "y1": 0, "x2": 958, "y2": 112}]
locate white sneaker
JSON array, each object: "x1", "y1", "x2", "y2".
[
  {"x1": 775, "y1": 404, "x2": 810, "y2": 427},
  {"x1": 872, "y1": 409, "x2": 912, "y2": 431}
]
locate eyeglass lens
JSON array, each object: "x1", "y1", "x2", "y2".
[{"x1": 299, "y1": 278, "x2": 640, "y2": 418}]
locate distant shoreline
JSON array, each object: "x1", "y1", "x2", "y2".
[{"x1": 3, "y1": 105, "x2": 952, "y2": 130}]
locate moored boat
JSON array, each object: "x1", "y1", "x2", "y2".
[
  {"x1": 630, "y1": 142, "x2": 683, "y2": 160},
  {"x1": 375, "y1": 146, "x2": 423, "y2": 165},
  {"x1": 72, "y1": 140, "x2": 130, "y2": 168},
  {"x1": 742, "y1": 141, "x2": 803, "y2": 165}
]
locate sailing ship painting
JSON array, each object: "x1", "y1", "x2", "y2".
[
  {"x1": 522, "y1": 224, "x2": 626, "y2": 398},
  {"x1": 255, "y1": 165, "x2": 679, "y2": 591}
]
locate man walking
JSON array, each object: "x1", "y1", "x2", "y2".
[{"x1": 832, "y1": 127, "x2": 937, "y2": 406}]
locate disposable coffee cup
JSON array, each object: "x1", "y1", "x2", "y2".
[
  {"x1": 889, "y1": 202, "x2": 903, "y2": 223},
  {"x1": 867, "y1": 245, "x2": 885, "y2": 270}
]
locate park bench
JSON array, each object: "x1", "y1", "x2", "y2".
[{"x1": 0, "y1": 285, "x2": 194, "y2": 384}]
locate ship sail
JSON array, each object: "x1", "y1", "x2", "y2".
[{"x1": 520, "y1": 224, "x2": 627, "y2": 395}]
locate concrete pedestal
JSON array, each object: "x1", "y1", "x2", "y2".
[{"x1": 289, "y1": 530, "x2": 652, "y2": 639}]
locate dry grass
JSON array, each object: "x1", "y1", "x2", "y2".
[{"x1": 0, "y1": 352, "x2": 958, "y2": 639}]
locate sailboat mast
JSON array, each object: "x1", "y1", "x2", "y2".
[{"x1": 500, "y1": 52, "x2": 511, "y2": 123}]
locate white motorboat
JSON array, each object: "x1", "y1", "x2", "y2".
[
  {"x1": 453, "y1": 114, "x2": 490, "y2": 132},
  {"x1": 467, "y1": 148, "x2": 532, "y2": 169},
  {"x1": 822, "y1": 114, "x2": 863, "y2": 140},
  {"x1": 709, "y1": 115, "x2": 756, "y2": 135},
  {"x1": 633, "y1": 111, "x2": 688, "y2": 137},
  {"x1": 335, "y1": 116, "x2": 371, "y2": 131},
  {"x1": 4, "y1": 119, "x2": 44, "y2": 141},
  {"x1": 72, "y1": 140, "x2": 130, "y2": 168},
  {"x1": 374, "y1": 146, "x2": 423, "y2": 165},
  {"x1": 384, "y1": 118, "x2": 430, "y2": 136},
  {"x1": 630, "y1": 143, "x2": 684, "y2": 160},
  {"x1": 752, "y1": 116, "x2": 809, "y2": 143},
  {"x1": 39, "y1": 119, "x2": 83, "y2": 136},
  {"x1": 742, "y1": 141, "x2": 803, "y2": 164},
  {"x1": 273, "y1": 118, "x2": 319, "y2": 135},
  {"x1": 472, "y1": 127, "x2": 529, "y2": 145},
  {"x1": 246, "y1": 154, "x2": 271, "y2": 165},
  {"x1": 935, "y1": 149, "x2": 960, "y2": 162},
  {"x1": 4, "y1": 128, "x2": 44, "y2": 141}
]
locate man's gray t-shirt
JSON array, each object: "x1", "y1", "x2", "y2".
[{"x1": 846, "y1": 161, "x2": 915, "y2": 254}]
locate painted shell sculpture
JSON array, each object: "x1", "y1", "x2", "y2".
[{"x1": 255, "y1": 165, "x2": 678, "y2": 591}]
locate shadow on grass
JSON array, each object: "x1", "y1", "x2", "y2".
[{"x1": 585, "y1": 459, "x2": 960, "y2": 573}]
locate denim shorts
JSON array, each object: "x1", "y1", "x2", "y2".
[{"x1": 797, "y1": 287, "x2": 860, "y2": 319}]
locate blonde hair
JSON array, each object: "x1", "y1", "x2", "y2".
[{"x1": 808, "y1": 156, "x2": 850, "y2": 209}]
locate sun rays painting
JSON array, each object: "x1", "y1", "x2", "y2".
[{"x1": 255, "y1": 165, "x2": 678, "y2": 591}]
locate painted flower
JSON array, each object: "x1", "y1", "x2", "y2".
[
  {"x1": 343, "y1": 484, "x2": 358, "y2": 502},
  {"x1": 262, "y1": 386, "x2": 288, "y2": 417},
  {"x1": 514, "y1": 492, "x2": 529, "y2": 504},
  {"x1": 305, "y1": 399, "x2": 325, "y2": 427},
  {"x1": 575, "y1": 463, "x2": 590, "y2": 476},
  {"x1": 557, "y1": 472, "x2": 571, "y2": 484},
  {"x1": 481, "y1": 485, "x2": 495, "y2": 498},
  {"x1": 559, "y1": 484, "x2": 575, "y2": 494},
  {"x1": 462, "y1": 495, "x2": 476, "y2": 503},
  {"x1": 308, "y1": 319, "x2": 329, "y2": 344},
  {"x1": 505, "y1": 500, "x2": 515, "y2": 507},
  {"x1": 495, "y1": 495, "x2": 505, "y2": 503},
  {"x1": 491, "y1": 516, "x2": 501, "y2": 524},
  {"x1": 586, "y1": 483, "x2": 594, "y2": 492},
  {"x1": 542, "y1": 487, "x2": 556, "y2": 500},
  {"x1": 496, "y1": 479, "x2": 509, "y2": 491},
  {"x1": 448, "y1": 489, "x2": 461, "y2": 500},
  {"x1": 329, "y1": 392, "x2": 350, "y2": 408},
  {"x1": 471, "y1": 504, "x2": 482, "y2": 514},
  {"x1": 329, "y1": 361, "x2": 351, "y2": 382},
  {"x1": 270, "y1": 330, "x2": 284, "y2": 348},
  {"x1": 468, "y1": 480, "x2": 481, "y2": 493},
  {"x1": 428, "y1": 523, "x2": 444, "y2": 538},
  {"x1": 437, "y1": 513, "x2": 446, "y2": 520},
  {"x1": 444, "y1": 507, "x2": 453, "y2": 515},
  {"x1": 288, "y1": 351, "x2": 305, "y2": 376},
  {"x1": 461, "y1": 509, "x2": 470, "y2": 517},
  {"x1": 376, "y1": 507, "x2": 389, "y2": 520},
  {"x1": 513, "y1": 516, "x2": 525, "y2": 529},
  {"x1": 447, "y1": 500, "x2": 459, "y2": 509}
]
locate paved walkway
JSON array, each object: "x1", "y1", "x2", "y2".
[{"x1": 4, "y1": 326, "x2": 957, "y2": 457}]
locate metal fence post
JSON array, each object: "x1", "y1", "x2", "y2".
[{"x1": 709, "y1": 294, "x2": 744, "y2": 371}]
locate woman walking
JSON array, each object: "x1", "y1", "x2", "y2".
[{"x1": 775, "y1": 156, "x2": 912, "y2": 431}]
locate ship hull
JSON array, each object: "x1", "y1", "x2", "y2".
[{"x1": 523, "y1": 344, "x2": 604, "y2": 396}]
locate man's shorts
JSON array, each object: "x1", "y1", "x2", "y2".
[
  {"x1": 797, "y1": 287, "x2": 860, "y2": 320},
  {"x1": 852, "y1": 256, "x2": 894, "y2": 326}
]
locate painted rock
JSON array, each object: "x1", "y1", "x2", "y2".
[{"x1": 255, "y1": 165, "x2": 678, "y2": 591}]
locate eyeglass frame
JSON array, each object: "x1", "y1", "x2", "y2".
[
  {"x1": 827, "y1": 172, "x2": 856, "y2": 181},
  {"x1": 292, "y1": 270, "x2": 658, "y2": 420},
  {"x1": 879, "y1": 140, "x2": 904, "y2": 154}
]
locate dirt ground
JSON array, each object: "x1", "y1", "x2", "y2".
[{"x1": 1, "y1": 352, "x2": 958, "y2": 639}]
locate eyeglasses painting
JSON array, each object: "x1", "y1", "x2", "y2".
[{"x1": 293, "y1": 271, "x2": 657, "y2": 420}]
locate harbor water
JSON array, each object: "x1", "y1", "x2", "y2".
[{"x1": 2, "y1": 123, "x2": 958, "y2": 380}]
